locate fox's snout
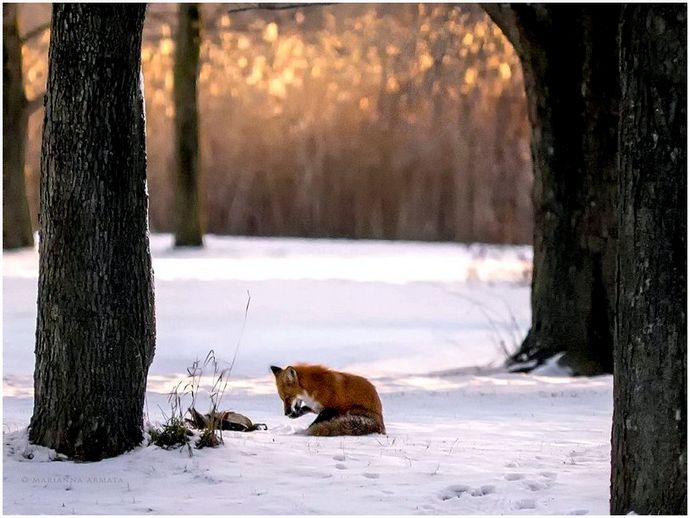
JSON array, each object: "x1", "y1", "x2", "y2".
[{"x1": 286, "y1": 398, "x2": 312, "y2": 418}]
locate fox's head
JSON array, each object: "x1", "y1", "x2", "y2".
[{"x1": 270, "y1": 365, "x2": 321, "y2": 419}]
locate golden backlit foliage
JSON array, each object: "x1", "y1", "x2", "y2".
[
  {"x1": 19, "y1": 6, "x2": 50, "y2": 222},
  {"x1": 21, "y1": 3, "x2": 532, "y2": 243}
]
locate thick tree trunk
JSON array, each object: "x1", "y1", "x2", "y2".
[
  {"x1": 29, "y1": 4, "x2": 155, "y2": 461},
  {"x1": 3, "y1": 4, "x2": 35, "y2": 249},
  {"x1": 173, "y1": 3, "x2": 203, "y2": 247},
  {"x1": 484, "y1": 5, "x2": 619, "y2": 375},
  {"x1": 611, "y1": 5, "x2": 687, "y2": 514}
]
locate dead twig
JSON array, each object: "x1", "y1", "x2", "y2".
[
  {"x1": 20, "y1": 22, "x2": 50, "y2": 44},
  {"x1": 227, "y1": 3, "x2": 335, "y2": 14}
]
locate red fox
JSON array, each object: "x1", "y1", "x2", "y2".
[{"x1": 270, "y1": 364, "x2": 385, "y2": 436}]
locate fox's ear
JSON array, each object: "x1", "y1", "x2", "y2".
[
  {"x1": 285, "y1": 366, "x2": 298, "y2": 383},
  {"x1": 270, "y1": 365, "x2": 282, "y2": 377}
]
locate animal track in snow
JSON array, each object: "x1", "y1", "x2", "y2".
[
  {"x1": 290, "y1": 467, "x2": 333, "y2": 479},
  {"x1": 470, "y1": 485, "x2": 495, "y2": 496},
  {"x1": 515, "y1": 498, "x2": 536, "y2": 510},
  {"x1": 335, "y1": 463, "x2": 347, "y2": 470},
  {"x1": 567, "y1": 509, "x2": 589, "y2": 515},
  {"x1": 332, "y1": 454, "x2": 346, "y2": 461},
  {"x1": 504, "y1": 473, "x2": 525, "y2": 481},
  {"x1": 523, "y1": 480, "x2": 548, "y2": 491},
  {"x1": 438, "y1": 484, "x2": 471, "y2": 501},
  {"x1": 362, "y1": 472, "x2": 379, "y2": 479},
  {"x1": 440, "y1": 483, "x2": 496, "y2": 501}
]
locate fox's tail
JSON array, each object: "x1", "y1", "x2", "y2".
[{"x1": 306, "y1": 414, "x2": 385, "y2": 436}]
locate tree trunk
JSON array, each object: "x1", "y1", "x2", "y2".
[
  {"x1": 611, "y1": 5, "x2": 686, "y2": 514},
  {"x1": 484, "y1": 5, "x2": 619, "y2": 375},
  {"x1": 173, "y1": 3, "x2": 203, "y2": 247},
  {"x1": 3, "y1": 4, "x2": 35, "y2": 249},
  {"x1": 29, "y1": 4, "x2": 155, "y2": 461}
]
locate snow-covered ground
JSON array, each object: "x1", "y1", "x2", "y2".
[{"x1": 3, "y1": 234, "x2": 612, "y2": 514}]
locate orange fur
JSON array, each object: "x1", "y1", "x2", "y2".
[{"x1": 271, "y1": 363, "x2": 385, "y2": 436}]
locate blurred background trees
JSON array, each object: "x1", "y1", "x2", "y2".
[
  {"x1": 15, "y1": 3, "x2": 532, "y2": 246},
  {"x1": 3, "y1": 4, "x2": 46, "y2": 249},
  {"x1": 172, "y1": 3, "x2": 204, "y2": 247}
]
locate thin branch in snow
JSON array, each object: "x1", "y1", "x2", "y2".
[{"x1": 447, "y1": 437, "x2": 460, "y2": 455}]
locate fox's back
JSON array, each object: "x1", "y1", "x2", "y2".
[{"x1": 294, "y1": 364, "x2": 383, "y2": 417}]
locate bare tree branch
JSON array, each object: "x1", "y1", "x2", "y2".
[
  {"x1": 145, "y1": 10, "x2": 176, "y2": 25},
  {"x1": 20, "y1": 22, "x2": 50, "y2": 44},
  {"x1": 227, "y1": 3, "x2": 335, "y2": 14}
]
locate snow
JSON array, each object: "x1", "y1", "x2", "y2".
[
  {"x1": 530, "y1": 353, "x2": 576, "y2": 377},
  {"x1": 3, "y1": 234, "x2": 612, "y2": 515}
]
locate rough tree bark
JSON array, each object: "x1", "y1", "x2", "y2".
[
  {"x1": 3, "y1": 4, "x2": 43, "y2": 250},
  {"x1": 483, "y1": 5, "x2": 620, "y2": 375},
  {"x1": 611, "y1": 4, "x2": 687, "y2": 514},
  {"x1": 29, "y1": 4, "x2": 155, "y2": 461},
  {"x1": 173, "y1": 3, "x2": 204, "y2": 247}
]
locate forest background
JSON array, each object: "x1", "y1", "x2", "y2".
[{"x1": 17, "y1": 3, "x2": 532, "y2": 244}]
